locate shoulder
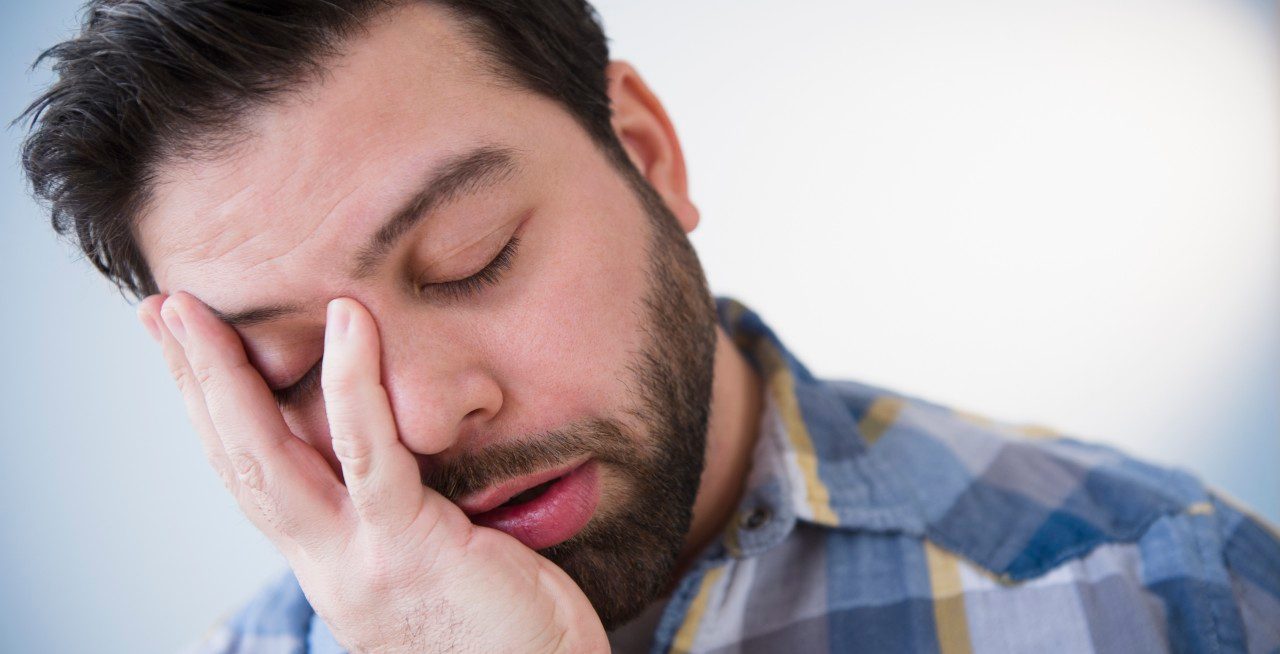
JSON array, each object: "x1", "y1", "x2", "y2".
[
  {"x1": 1206, "y1": 493, "x2": 1280, "y2": 652},
  {"x1": 823, "y1": 378, "x2": 1280, "y2": 651},
  {"x1": 825, "y1": 378, "x2": 1220, "y2": 575}
]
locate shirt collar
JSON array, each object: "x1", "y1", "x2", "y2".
[{"x1": 715, "y1": 297, "x2": 925, "y2": 558}]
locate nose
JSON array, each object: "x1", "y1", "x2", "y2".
[{"x1": 373, "y1": 307, "x2": 504, "y2": 458}]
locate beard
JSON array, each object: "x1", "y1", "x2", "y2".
[{"x1": 421, "y1": 168, "x2": 720, "y2": 630}]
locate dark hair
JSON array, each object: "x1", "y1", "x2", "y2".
[{"x1": 16, "y1": 0, "x2": 623, "y2": 299}]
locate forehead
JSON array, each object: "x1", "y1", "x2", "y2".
[{"x1": 137, "y1": 2, "x2": 544, "y2": 306}]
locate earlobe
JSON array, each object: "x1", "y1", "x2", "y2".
[{"x1": 606, "y1": 61, "x2": 700, "y2": 234}]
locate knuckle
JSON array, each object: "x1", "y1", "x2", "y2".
[
  {"x1": 331, "y1": 433, "x2": 372, "y2": 474},
  {"x1": 167, "y1": 359, "x2": 193, "y2": 391},
  {"x1": 189, "y1": 349, "x2": 256, "y2": 394},
  {"x1": 228, "y1": 449, "x2": 266, "y2": 494},
  {"x1": 199, "y1": 447, "x2": 239, "y2": 494},
  {"x1": 193, "y1": 362, "x2": 217, "y2": 388},
  {"x1": 228, "y1": 461, "x2": 290, "y2": 539}
]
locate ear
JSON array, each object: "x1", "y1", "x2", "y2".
[{"x1": 606, "y1": 61, "x2": 700, "y2": 234}]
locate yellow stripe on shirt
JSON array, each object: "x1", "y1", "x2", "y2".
[
  {"x1": 924, "y1": 541, "x2": 975, "y2": 654},
  {"x1": 859, "y1": 395, "x2": 905, "y2": 446},
  {"x1": 721, "y1": 298, "x2": 837, "y2": 525},
  {"x1": 670, "y1": 565, "x2": 726, "y2": 654},
  {"x1": 756, "y1": 343, "x2": 839, "y2": 525}
]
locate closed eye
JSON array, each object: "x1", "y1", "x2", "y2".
[
  {"x1": 270, "y1": 357, "x2": 322, "y2": 408},
  {"x1": 420, "y1": 234, "x2": 521, "y2": 302},
  {"x1": 271, "y1": 235, "x2": 520, "y2": 408}
]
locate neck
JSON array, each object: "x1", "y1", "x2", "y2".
[{"x1": 674, "y1": 324, "x2": 764, "y2": 578}]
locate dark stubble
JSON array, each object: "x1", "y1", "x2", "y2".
[{"x1": 421, "y1": 167, "x2": 719, "y2": 630}]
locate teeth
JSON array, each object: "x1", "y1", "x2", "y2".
[{"x1": 499, "y1": 477, "x2": 559, "y2": 508}]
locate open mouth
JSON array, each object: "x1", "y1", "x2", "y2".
[
  {"x1": 459, "y1": 459, "x2": 601, "y2": 551},
  {"x1": 457, "y1": 456, "x2": 589, "y2": 516},
  {"x1": 497, "y1": 476, "x2": 560, "y2": 508}
]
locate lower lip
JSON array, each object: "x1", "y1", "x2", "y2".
[{"x1": 468, "y1": 460, "x2": 600, "y2": 551}]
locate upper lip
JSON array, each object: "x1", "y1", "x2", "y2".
[{"x1": 455, "y1": 456, "x2": 590, "y2": 516}]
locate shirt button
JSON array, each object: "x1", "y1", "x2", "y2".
[{"x1": 742, "y1": 506, "x2": 771, "y2": 531}]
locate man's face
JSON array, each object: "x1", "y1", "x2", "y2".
[{"x1": 136, "y1": 4, "x2": 717, "y2": 628}]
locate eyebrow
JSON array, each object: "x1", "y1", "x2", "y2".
[
  {"x1": 211, "y1": 303, "x2": 303, "y2": 328},
  {"x1": 352, "y1": 145, "x2": 520, "y2": 279},
  {"x1": 206, "y1": 145, "x2": 520, "y2": 328}
]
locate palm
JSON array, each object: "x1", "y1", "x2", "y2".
[{"x1": 144, "y1": 292, "x2": 606, "y2": 653}]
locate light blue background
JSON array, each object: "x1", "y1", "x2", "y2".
[{"x1": 3, "y1": 1, "x2": 1276, "y2": 652}]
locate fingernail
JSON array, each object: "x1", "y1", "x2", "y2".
[
  {"x1": 326, "y1": 299, "x2": 350, "y2": 344},
  {"x1": 161, "y1": 304, "x2": 187, "y2": 346},
  {"x1": 137, "y1": 309, "x2": 161, "y2": 343}
]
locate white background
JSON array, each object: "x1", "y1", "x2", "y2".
[{"x1": 2, "y1": 1, "x2": 1276, "y2": 651}]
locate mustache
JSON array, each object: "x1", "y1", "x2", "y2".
[{"x1": 420, "y1": 418, "x2": 636, "y2": 502}]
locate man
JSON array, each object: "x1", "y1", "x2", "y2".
[{"x1": 17, "y1": 1, "x2": 1280, "y2": 652}]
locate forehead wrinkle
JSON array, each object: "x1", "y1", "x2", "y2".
[
  {"x1": 147, "y1": 144, "x2": 290, "y2": 273},
  {"x1": 235, "y1": 177, "x2": 364, "y2": 281},
  {"x1": 144, "y1": 189, "x2": 258, "y2": 292},
  {"x1": 139, "y1": 3, "x2": 525, "y2": 295},
  {"x1": 156, "y1": 120, "x2": 374, "y2": 292}
]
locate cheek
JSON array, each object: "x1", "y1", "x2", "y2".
[{"x1": 490, "y1": 193, "x2": 652, "y2": 435}]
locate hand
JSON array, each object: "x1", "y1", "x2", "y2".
[{"x1": 138, "y1": 292, "x2": 607, "y2": 653}]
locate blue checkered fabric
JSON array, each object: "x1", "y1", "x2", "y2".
[{"x1": 188, "y1": 297, "x2": 1280, "y2": 653}]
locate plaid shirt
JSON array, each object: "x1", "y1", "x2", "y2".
[{"x1": 192, "y1": 298, "x2": 1280, "y2": 654}]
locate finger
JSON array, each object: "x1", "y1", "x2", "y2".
[
  {"x1": 138, "y1": 295, "x2": 238, "y2": 496},
  {"x1": 161, "y1": 292, "x2": 347, "y2": 550},
  {"x1": 321, "y1": 298, "x2": 426, "y2": 532}
]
